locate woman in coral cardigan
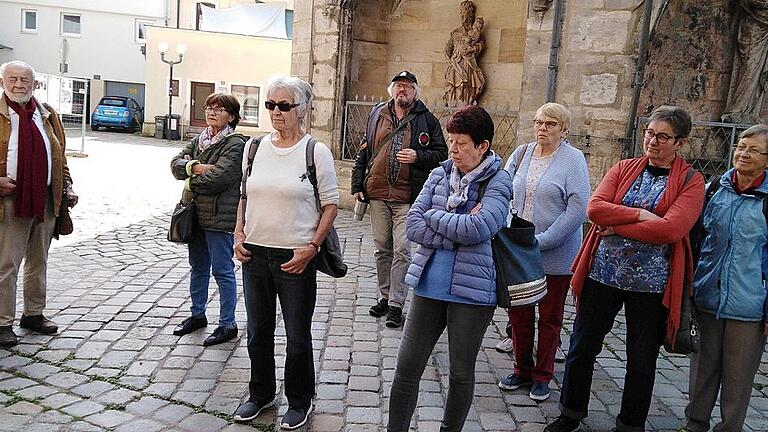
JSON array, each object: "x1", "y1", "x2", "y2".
[{"x1": 544, "y1": 106, "x2": 705, "y2": 432}]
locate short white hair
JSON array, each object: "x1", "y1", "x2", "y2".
[
  {"x1": 387, "y1": 81, "x2": 420, "y2": 99},
  {"x1": 0, "y1": 61, "x2": 36, "y2": 80},
  {"x1": 265, "y1": 75, "x2": 313, "y2": 127}
]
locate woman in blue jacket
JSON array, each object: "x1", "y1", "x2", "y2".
[
  {"x1": 387, "y1": 105, "x2": 513, "y2": 431},
  {"x1": 682, "y1": 124, "x2": 768, "y2": 432}
]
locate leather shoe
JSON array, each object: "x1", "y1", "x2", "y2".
[
  {"x1": 203, "y1": 325, "x2": 238, "y2": 346},
  {"x1": 173, "y1": 316, "x2": 208, "y2": 336},
  {"x1": 19, "y1": 315, "x2": 58, "y2": 334},
  {"x1": 0, "y1": 326, "x2": 18, "y2": 348}
]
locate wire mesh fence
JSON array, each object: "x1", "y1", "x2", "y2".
[
  {"x1": 34, "y1": 73, "x2": 88, "y2": 130},
  {"x1": 342, "y1": 98, "x2": 519, "y2": 161},
  {"x1": 632, "y1": 117, "x2": 750, "y2": 181}
]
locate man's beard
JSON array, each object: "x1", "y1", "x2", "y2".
[
  {"x1": 396, "y1": 95, "x2": 412, "y2": 108},
  {"x1": 4, "y1": 91, "x2": 33, "y2": 104}
]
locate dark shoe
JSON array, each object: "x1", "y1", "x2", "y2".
[
  {"x1": 19, "y1": 315, "x2": 58, "y2": 334},
  {"x1": 173, "y1": 316, "x2": 208, "y2": 336},
  {"x1": 233, "y1": 397, "x2": 276, "y2": 422},
  {"x1": 529, "y1": 381, "x2": 551, "y2": 401},
  {"x1": 498, "y1": 373, "x2": 532, "y2": 391},
  {"x1": 369, "y1": 298, "x2": 389, "y2": 317},
  {"x1": 0, "y1": 326, "x2": 18, "y2": 348},
  {"x1": 280, "y1": 404, "x2": 313, "y2": 430},
  {"x1": 385, "y1": 306, "x2": 404, "y2": 328},
  {"x1": 203, "y1": 325, "x2": 237, "y2": 346},
  {"x1": 545, "y1": 415, "x2": 581, "y2": 432}
]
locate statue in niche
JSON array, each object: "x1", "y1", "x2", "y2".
[
  {"x1": 443, "y1": 1, "x2": 486, "y2": 106},
  {"x1": 722, "y1": 0, "x2": 768, "y2": 124}
]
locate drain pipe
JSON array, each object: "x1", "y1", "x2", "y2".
[
  {"x1": 546, "y1": 0, "x2": 566, "y2": 102},
  {"x1": 623, "y1": 0, "x2": 654, "y2": 157}
]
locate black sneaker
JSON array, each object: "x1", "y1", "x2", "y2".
[
  {"x1": 0, "y1": 326, "x2": 18, "y2": 348},
  {"x1": 369, "y1": 298, "x2": 389, "y2": 317},
  {"x1": 280, "y1": 404, "x2": 313, "y2": 430},
  {"x1": 233, "y1": 397, "x2": 276, "y2": 422},
  {"x1": 385, "y1": 306, "x2": 404, "y2": 328},
  {"x1": 173, "y1": 316, "x2": 208, "y2": 336},
  {"x1": 203, "y1": 325, "x2": 238, "y2": 346},
  {"x1": 545, "y1": 415, "x2": 581, "y2": 432}
]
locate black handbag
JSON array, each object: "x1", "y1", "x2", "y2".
[
  {"x1": 54, "y1": 192, "x2": 74, "y2": 237},
  {"x1": 664, "y1": 289, "x2": 700, "y2": 354},
  {"x1": 168, "y1": 197, "x2": 197, "y2": 243},
  {"x1": 492, "y1": 212, "x2": 548, "y2": 308},
  {"x1": 306, "y1": 139, "x2": 348, "y2": 278}
]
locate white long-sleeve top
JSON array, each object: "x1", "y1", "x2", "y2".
[{"x1": 242, "y1": 133, "x2": 339, "y2": 249}]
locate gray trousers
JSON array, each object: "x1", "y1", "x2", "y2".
[
  {"x1": 369, "y1": 200, "x2": 411, "y2": 309},
  {"x1": 387, "y1": 295, "x2": 495, "y2": 431},
  {"x1": 685, "y1": 310, "x2": 766, "y2": 432}
]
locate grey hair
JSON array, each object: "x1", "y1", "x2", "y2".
[
  {"x1": 0, "y1": 61, "x2": 36, "y2": 79},
  {"x1": 265, "y1": 75, "x2": 313, "y2": 127},
  {"x1": 739, "y1": 124, "x2": 768, "y2": 151},
  {"x1": 387, "y1": 81, "x2": 420, "y2": 100}
]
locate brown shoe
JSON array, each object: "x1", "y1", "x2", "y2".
[
  {"x1": 19, "y1": 315, "x2": 58, "y2": 334},
  {"x1": 0, "y1": 326, "x2": 18, "y2": 347}
]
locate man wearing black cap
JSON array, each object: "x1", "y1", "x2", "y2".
[{"x1": 351, "y1": 71, "x2": 447, "y2": 328}]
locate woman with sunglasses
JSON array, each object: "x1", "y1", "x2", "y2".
[
  {"x1": 232, "y1": 76, "x2": 338, "y2": 430},
  {"x1": 680, "y1": 124, "x2": 768, "y2": 432},
  {"x1": 170, "y1": 92, "x2": 245, "y2": 346},
  {"x1": 545, "y1": 105, "x2": 705, "y2": 432}
]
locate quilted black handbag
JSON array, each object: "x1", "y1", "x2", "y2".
[{"x1": 168, "y1": 197, "x2": 197, "y2": 243}]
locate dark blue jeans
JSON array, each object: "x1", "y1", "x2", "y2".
[
  {"x1": 560, "y1": 278, "x2": 667, "y2": 432},
  {"x1": 242, "y1": 244, "x2": 316, "y2": 410},
  {"x1": 188, "y1": 228, "x2": 237, "y2": 327}
]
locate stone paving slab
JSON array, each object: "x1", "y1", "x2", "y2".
[{"x1": 0, "y1": 132, "x2": 764, "y2": 431}]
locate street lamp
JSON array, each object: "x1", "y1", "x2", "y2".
[{"x1": 158, "y1": 42, "x2": 186, "y2": 119}]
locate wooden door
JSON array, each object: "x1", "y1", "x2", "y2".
[{"x1": 190, "y1": 82, "x2": 215, "y2": 127}]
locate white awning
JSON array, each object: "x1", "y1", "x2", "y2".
[{"x1": 200, "y1": 2, "x2": 287, "y2": 39}]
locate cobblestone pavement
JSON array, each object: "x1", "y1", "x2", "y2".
[{"x1": 0, "y1": 132, "x2": 766, "y2": 431}]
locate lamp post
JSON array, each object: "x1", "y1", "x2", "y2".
[{"x1": 157, "y1": 42, "x2": 186, "y2": 119}]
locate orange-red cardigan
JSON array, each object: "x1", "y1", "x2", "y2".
[{"x1": 570, "y1": 155, "x2": 705, "y2": 345}]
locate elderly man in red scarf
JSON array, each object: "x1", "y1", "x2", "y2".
[{"x1": 0, "y1": 61, "x2": 77, "y2": 347}]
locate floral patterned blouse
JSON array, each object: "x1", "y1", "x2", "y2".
[{"x1": 589, "y1": 166, "x2": 671, "y2": 293}]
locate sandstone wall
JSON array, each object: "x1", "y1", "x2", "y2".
[{"x1": 349, "y1": 0, "x2": 528, "y2": 109}]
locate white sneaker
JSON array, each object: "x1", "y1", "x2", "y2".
[
  {"x1": 555, "y1": 346, "x2": 566, "y2": 363},
  {"x1": 495, "y1": 337, "x2": 514, "y2": 353}
]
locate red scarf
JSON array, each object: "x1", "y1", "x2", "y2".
[{"x1": 5, "y1": 94, "x2": 48, "y2": 221}]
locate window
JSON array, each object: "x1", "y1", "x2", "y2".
[
  {"x1": 196, "y1": 2, "x2": 216, "y2": 30},
  {"x1": 61, "y1": 13, "x2": 81, "y2": 36},
  {"x1": 231, "y1": 85, "x2": 260, "y2": 126},
  {"x1": 285, "y1": 10, "x2": 294, "y2": 39},
  {"x1": 135, "y1": 19, "x2": 152, "y2": 43},
  {"x1": 21, "y1": 9, "x2": 37, "y2": 33}
]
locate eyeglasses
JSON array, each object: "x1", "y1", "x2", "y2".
[
  {"x1": 393, "y1": 82, "x2": 414, "y2": 90},
  {"x1": 533, "y1": 120, "x2": 559, "y2": 130},
  {"x1": 265, "y1": 100, "x2": 301, "y2": 112},
  {"x1": 204, "y1": 106, "x2": 225, "y2": 115},
  {"x1": 733, "y1": 145, "x2": 768, "y2": 156},
  {"x1": 643, "y1": 128, "x2": 679, "y2": 144}
]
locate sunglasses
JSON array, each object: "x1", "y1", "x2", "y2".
[{"x1": 265, "y1": 100, "x2": 301, "y2": 112}]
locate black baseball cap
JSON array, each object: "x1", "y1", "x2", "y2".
[{"x1": 391, "y1": 71, "x2": 418, "y2": 84}]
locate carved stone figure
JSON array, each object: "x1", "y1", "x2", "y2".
[
  {"x1": 443, "y1": 1, "x2": 486, "y2": 106},
  {"x1": 722, "y1": 0, "x2": 768, "y2": 124}
]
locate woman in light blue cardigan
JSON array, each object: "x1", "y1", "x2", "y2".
[{"x1": 497, "y1": 103, "x2": 590, "y2": 402}]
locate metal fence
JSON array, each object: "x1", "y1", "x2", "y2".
[
  {"x1": 632, "y1": 117, "x2": 751, "y2": 181},
  {"x1": 342, "y1": 98, "x2": 519, "y2": 161}
]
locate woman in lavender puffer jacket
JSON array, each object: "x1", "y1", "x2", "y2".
[{"x1": 387, "y1": 105, "x2": 513, "y2": 432}]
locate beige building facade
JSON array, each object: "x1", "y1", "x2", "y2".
[{"x1": 293, "y1": 0, "x2": 748, "y2": 194}]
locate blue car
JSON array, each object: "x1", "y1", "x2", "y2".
[{"x1": 91, "y1": 96, "x2": 143, "y2": 132}]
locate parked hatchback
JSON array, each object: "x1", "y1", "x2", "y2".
[{"x1": 91, "y1": 96, "x2": 143, "y2": 132}]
